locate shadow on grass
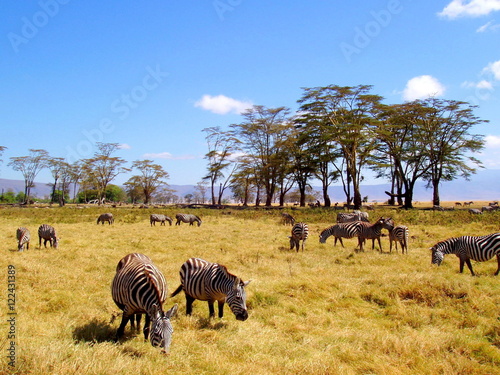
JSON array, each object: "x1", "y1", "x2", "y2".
[
  {"x1": 195, "y1": 317, "x2": 228, "y2": 330},
  {"x1": 72, "y1": 317, "x2": 122, "y2": 344}
]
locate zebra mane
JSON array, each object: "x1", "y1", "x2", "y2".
[
  {"x1": 143, "y1": 265, "x2": 163, "y2": 309},
  {"x1": 217, "y1": 263, "x2": 240, "y2": 285}
]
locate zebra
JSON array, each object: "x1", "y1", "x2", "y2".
[
  {"x1": 150, "y1": 214, "x2": 173, "y2": 226},
  {"x1": 38, "y1": 224, "x2": 59, "y2": 248},
  {"x1": 16, "y1": 227, "x2": 30, "y2": 251},
  {"x1": 386, "y1": 219, "x2": 409, "y2": 254},
  {"x1": 468, "y1": 208, "x2": 482, "y2": 215},
  {"x1": 357, "y1": 217, "x2": 394, "y2": 252},
  {"x1": 175, "y1": 213, "x2": 202, "y2": 226},
  {"x1": 319, "y1": 221, "x2": 362, "y2": 247},
  {"x1": 289, "y1": 222, "x2": 309, "y2": 252},
  {"x1": 170, "y1": 257, "x2": 251, "y2": 320},
  {"x1": 281, "y1": 212, "x2": 296, "y2": 225},
  {"x1": 111, "y1": 253, "x2": 178, "y2": 352},
  {"x1": 431, "y1": 233, "x2": 500, "y2": 276},
  {"x1": 97, "y1": 213, "x2": 114, "y2": 225},
  {"x1": 336, "y1": 211, "x2": 369, "y2": 223}
]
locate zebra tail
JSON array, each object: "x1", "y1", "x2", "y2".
[{"x1": 170, "y1": 284, "x2": 183, "y2": 298}]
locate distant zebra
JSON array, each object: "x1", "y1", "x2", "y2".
[
  {"x1": 175, "y1": 213, "x2": 202, "y2": 226},
  {"x1": 170, "y1": 257, "x2": 251, "y2": 320},
  {"x1": 386, "y1": 219, "x2": 409, "y2": 254},
  {"x1": 357, "y1": 217, "x2": 394, "y2": 252},
  {"x1": 319, "y1": 221, "x2": 361, "y2": 247},
  {"x1": 468, "y1": 208, "x2": 482, "y2": 215},
  {"x1": 289, "y1": 222, "x2": 309, "y2": 252},
  {"x1": 97, "y1": 213, "x2": 114, "y2": 225},
  {"x1": 16, "y1": 227, "x2": 30, "y2": 251},
  {"x1": 38, "y1": 224, "x2": 59, "y2": 248},
  {"x1": 111, "y1": 253, "x2": 178, "y2": 352},
  {"x1": 281, "y1": 212, "x2": 296, "y2": 225},
  {"x1": 150, "y1": 214, "x2": 173, "y2": 226},
  {"x1": 336, "y1": 211, "x2": 369, "y2": 223},
  {"x1": 431, "y1": 233, "x2": 500, "y2": 276}
]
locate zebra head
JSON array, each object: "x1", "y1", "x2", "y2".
[
  {"x1": 53, "y1": 236, "x2": 59, "y2": 248},
  {"x1": 149, "y1": 303, "x2": 178, "y2": 353},
  {"x1": 226, "y1": 279, "x2": 251, "y2": 321},
  {"x1": 319, "y1": 229, "x2": 329, "y2": 244},
  {"x1": 431, "y1": 245, "x2": 445, "y2": 266}
]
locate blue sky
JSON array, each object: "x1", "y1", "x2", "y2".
[{"x1": 1, "y1": 0, "x2": 500, "y2": 186}]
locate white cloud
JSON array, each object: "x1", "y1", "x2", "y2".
[
  {"x1": 143, "y1": 152, "x2": 196, "y2": 160},
  {"x1": 476, "y1": 20, "x2": 500, "y2": 31},
  {"x1": 482, "y1": 60, "x2": 500, "y2": 80},
  {"x1": 402, "y1": 75, "x2": 446, "y2": 101},
  {"x1": 194, "y1": 94, "x2": 253, "y2": 115},
  {"x1": 439, "y1": 0, "x2": 500, "y2": 19},
  {"x1": 485, "y1": 135, "x2": 500, "y2": 147},
  {"x1": 462, "y1": 79, "x2": 494, "y2": 89},
  {"x1": 118, "y1": 143, "x2": 131, "y2": 150}
]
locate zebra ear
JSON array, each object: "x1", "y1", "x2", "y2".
[
  {"x1": 152, "y1": 303, "x2": 161, "y2": 317},
  {"x1": 242, "y1": 280, "x2": 252, "y2": 287},
  {"x1": 165, "y1": 304, "x2": 178, "y2": 319}
]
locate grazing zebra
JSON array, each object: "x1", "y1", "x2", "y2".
[
  {"x1": 431, "y1": 233, "x2": 500, "y2": 276},
  {"x1": 386, "y1": 219, "x2": 409, "y2": 254},
  {"x1": 468, "y1": 208, "x2": 482, "y2": 215},
  {"x1": 150, "y1": 214, "x2": 173, "y2": 226},
  {"x1": 175, "y1": 213, "x2": 202, "y2": 226},
  {"x1": 336, "y1": 211, "x2": 369, "y2": 223},
  {"x1": 357, "y1": 217, "x2": 394, "y2": 252},
  {"x1": 281, "y1": 212, "x2": 296, "y2": 225},
  {"x1": 38, "y1": 224, "x2": 59, "y2": 248},
  {"x1": 16, "y1": 227, "x2": 30, "y2": 251},
  {"x1": 170, "y1": 257, "x2": 251, "y2": 320},
  {"x1": 111, "y1": 253, "x2": 178, "y2": 352},
  {"x1": 319, "y1": 221, "x2": 361, "y2": 247},
  {"x1": 289, "y1": 222, "x2": 309, "y2": 252},
  {"x1": 97, "y1": 213, "x2": 114, "y2": 225}
]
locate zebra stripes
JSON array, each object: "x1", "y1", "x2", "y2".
[
  {"x1": 431, "y1": 233, "x2": 500, "y2": 276},
  {"x1": 175, "y1": 213, "x2": 202, "y2": 226},
  {"x1": 38, "y1": 224, "x2": 59, "y2": 248},
  {"x1": 97, "y1": 213, "x2": 114, "y2": 225},
  {"x1": 388, "y1": 224, "x2": 409, "y2": 254},
  {"x1": 16, "y1": 227, "x2": 30, "y2": 251},
  {"x1": 357, "y1": 217, "x2": 394, "y2": 252},
  {"x1": 319, "y1": 221, "x2": 360, "y2": 247},
  {"x1": 336, "y1": 211, "x2": 369, "y2": 223},
  {"x1": 289, "y1": 222, "x2": 309, "y2": 252},
  {"x1": 111, "y1": 253, "x2": 178, "y2": 352},
  {"x1": 150, "y1": 214, "x2": 173, "y2": 226},
  {"x1": 170, "y1": 257, "x2": 250, "y2": 320}
]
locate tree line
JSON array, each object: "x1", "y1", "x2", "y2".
[{"x1": 0, "y1": 85, "x2": 487, "y2": 208}]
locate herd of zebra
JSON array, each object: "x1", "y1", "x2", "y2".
[{"x1": 13, "y1": 208, "x2": 500, "y2": 354}]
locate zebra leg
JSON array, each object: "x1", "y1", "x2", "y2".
[
  {"x1": 377, "y1": 238, "x2": 382, "y2": 252},
  {"x1": 185, "y1": 294, "x2": 195, "y2": 315},
  {"x1": 208, "y1": 301, "x2": 216, "y2": 318},
  {"x1": 116, "y1": 313, "x2": 131, "y2": 341},
  {"x1": 495, "y1": 254, "x2": 500, "y2": 276},
  {"x1": 464, "y1": 259, "x2": 475, "y2": 276},
  {"x1": 218, "y1": 301, "x2": 225, "y2": 318},
  {"x1": 143, "y1": 314, "x2": 151, "y2": 340}
]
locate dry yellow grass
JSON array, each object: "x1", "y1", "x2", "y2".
[{"x1": 1, "y1": 206, "x2": 500, "y2": 374}]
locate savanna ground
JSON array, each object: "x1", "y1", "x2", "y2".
[{"x1": 0, "y1": 203, "x2": 499, "y2": 375}]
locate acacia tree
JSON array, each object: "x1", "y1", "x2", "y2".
[
  {"x1": 82, "y1": 143, "x2": 129, "y2": 205},
  {"x1": 8, "y1": 149, "x2": 49, "y2": 204},
  {"x1": 202, "y1": 127, "x2": 239, "y2": 205},
  {"x1": 126, "y1": 160, "x2": 169, "y2": 204},
  {"x1": 421, "y1": 98, "x2": 486, "y2": 206},
  {"x1": 230, "y1": 105, "x2": 294, "y2": 206},
  {"x1": 298, "y1": 85, "x2": 382, "y2": 209},
  {"x1": 47, "y1": 157, "x2": 66, "y2": 204}
]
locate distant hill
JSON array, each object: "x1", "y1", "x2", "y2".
[{"x1": 1, "y1": 168, "x2": 499, "y2": 203}]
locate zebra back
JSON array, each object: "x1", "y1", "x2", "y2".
[
  {"x1": 112, "y1": 253, "x2": 177, "y2": 351},
  {"x1": 16, "y1": 227, "x2": 30, "y2": 251},
  {"x1": 289, "y1": 222, "x2": 309, "y2": 252},
  {"x1": 319, "y1": 221, "x2": 361, "y2": 244},
  {"x1": 336, "y1": 211, "x2": 369, "y2": 223},
  {"x1": 38, "y1": 224, "x2": 58, "y2": 248},
  {"x1": 389, "y1": 225, "x2": 409, "y2": 253},
  {"x1": 171, "y1": 257, "x2": 250, "y2": 320}
]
